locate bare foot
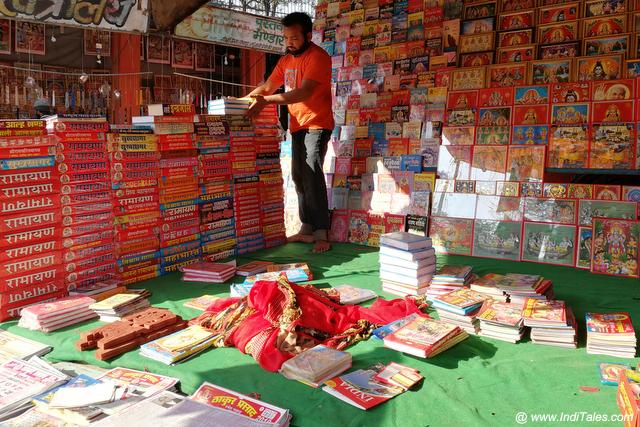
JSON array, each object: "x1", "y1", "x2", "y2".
[
  {"x1": 287, "y1": 233, "x2": 314, "y2": 243},
  {"x1": 313, "y1": 240, "x2": 331, "y2": 253}
]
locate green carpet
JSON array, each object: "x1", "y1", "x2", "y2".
[{"x1": 2, "y1": 242, "x2": 639, "y2": 427}]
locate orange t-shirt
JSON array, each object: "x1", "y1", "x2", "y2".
[{"x1": 267, "y1": 43, "x2": 334, "y2": 133}]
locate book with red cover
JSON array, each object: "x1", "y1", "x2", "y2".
[
  {"x1": 586, "y1": 312, "x2": 635, "y2": 337},
  {"x1": 383, "y1": 317, "x2": 464, "y2": 358},
  {"x1": 323, "y1": 364, "x2": 404, "y2": 410},
  {"x1": 18, "y1": 296, "x2": 95, "y2": 321}
]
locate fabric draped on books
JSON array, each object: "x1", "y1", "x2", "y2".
[{"x1": 190, "y1": 274, "x2": 427, "y2": 372}]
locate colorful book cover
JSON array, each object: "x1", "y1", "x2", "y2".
[
  {"x1": 349, "y1": 210, "x2": 370, "y2": 245},
  {"x1": 323, "y1": 365, "x2": 404, "y2": 410},
  {"x1": 476, "y1": 300, "x2": 523, "y2": 327},
  {"x1": 586, "y1": 312, "x2": 635, "y2": 335},
  {"x1": 183, "y1": 295, "x2": 221, "y2": 311},
  {"x1": 522, "y1": 299, "x2": 566, "y2": 323}
]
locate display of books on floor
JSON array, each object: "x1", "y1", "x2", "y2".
[
  {"x1": 191, "y1": 382, "x2": 291, "y2": 426},
  {"x1": 586, "y1": 312, "x2": 637, "y2": 359},
  {"x1": 17, "y1": 296, "x2": 98, "y2": 333},
  {"x1": 383, "y1": 316, "x2": 469, "y2": 358},
  {"x1": 280, "y1": 344, "x2": 352, "y2": 388},
  {"x1": 522, "y1": 299, "x2": 576, "y2": 348},
  {"x1": 431, "y1": 288, "x2": 488, "y2": 335},
  {"x1": 0, "y1": 330, "x2": 52, "y2": 364},
  {"x1": 330, "y1": 285, "x2": 378, "y2": 305},
  {"x1": 427, "y1": 265, "x2": 473, "y2": 301},
  {"x1": 140, "y1": 325, "x2": 218, "y2": 365},
  {"x1": 476, "y1": 300, "x2": 525, "y2": 344},
  {"x1": 322, "y1": 363, "x2": 407, "y2": 410},
  {"x1": 497, "y1": 274, "x2": 555, "y2": 305},
  {"x1": 379, "y1": 232, "x2": 436, "y2": 297},
  {"x1": 180, "y1": 261, "x2": 237, "y2": 283},
  {"x1": 88, "y1": 293, "x2": 150, "y2": 322}
]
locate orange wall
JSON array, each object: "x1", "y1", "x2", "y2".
[
  {"x1": 110, "y1": 33, "x2": 142, "y2": 124},
  {"x1": 241, "y1": 49, "x2": 266, "y2": 90}
]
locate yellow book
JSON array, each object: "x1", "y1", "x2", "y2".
[{"x1": 88, "y1": 294, "x2": 141, "y2": 311}]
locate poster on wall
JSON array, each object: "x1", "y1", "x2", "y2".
[
  {"x1": 175, "y1": 6, "x2": 285, "y2": 54},
  {"x1": 195, "y1": 43, "x2": 215, "y2": 72},
  {"x1": 172, "y1": 39, "x2": 194, "y2": 70},
  {"x1": 15, "y1": 21, "x2": 45, "y2": 55},
  {"x1": 84, "y1": 30, "x2": 111, "y2": 56},
  {"x1": 0, "y1": 19, "x2": 10, "y2": 54},
  {"x1": 0, "y1": 0, "x2": 149, "y2": 33},
  {"x1": 147, "y1": 35, "x2": 171, "y2": 64}
]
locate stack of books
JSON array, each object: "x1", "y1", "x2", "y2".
[
  {"x1": 586, "y1": 312, "x2": 637, "y2": 359},
  {"x1": 379, "y1": 232, "x2": 436, "y2": 297},
  {"x1": 322, "y1": 364, "x2": 406, "y2": 410},
  {"x1": 191, "y1": 382, "x2": 291, "y2": 426},
  {"x1": 331, "y1": 285, "x2": 377, "y2": 305},
  {"x1": 372, "y1": 313, "x2": 422, "y2": 340},
  {"x1": 140, "y1": 325, "x2": 218, "y2": 365},
  {"x1": 477, "y1": 300, "x2": 525, "y2": 343},
  {"x1": 232, "y1": 263, "x2": 313, "y2": 297},
  {"x1": 0, "y1": 330, "x2": 51, "y2": 363},
  {"x1": 496, "y1": 274, "x2": 555, "y2": 305},
  {"x1": 183, "y1": 295, "x2": 220, "y2": 311},
  {"x1": 89, "y1": 293, "x2": 150, "y2": 322},
  {"x1": 469, "y1": 274, "x2": 508, "y2": 302},
  {"x1": 180, "y1": 261, "x2": 236, "y2": 283},
  {"x1": 427, "y1": 265, "x2": 473, "y2": 301},
  {"x1": 522, "y1": 299, "x2": 576, "y2": 348},
  {"x1": 431, "y1": 288, "x2": 488, "y2": 335},
  {"x1": 18, "y1": 296, "x2": 97, "y2": 333},
  {"x1": 383, "y1": 316, "x2": 468, "y2": 358},
  {"x1": 236, "y1": 260, "x2": 274, "y2": 276},
  {"x1": 207, "y1": 98, "x2": 253, "y2": 115},
  {"x1": 280, "y1": 344, "x2": 352, "y2": 388}
]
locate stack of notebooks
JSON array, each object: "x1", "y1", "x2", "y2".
[
  {"x1": 181, "y1": 261, "x2": 237, "y2": 283},
  {"x1": 383, "y1": 316, "x2": 468, "y2": 358},
  {"x1": 89, "y1": 294, "x2": 150, "y2": 322},
  {"x1": 477, "y1": 300, "x2": 525, "y2": 343},
  {"x1": 522, "y1": 299, "x2": 576, "y2": 348},
  {"x1": 431, "y1": 288, "x2": 488, "y2": 335},
  {"x1": 379, "y1": 232, "x2": 436, "y2": 297},
  {"x1": 427, "y1": 265, "x2": 473, "y2": 301},
  {"x1": 207, "y1": 97, "x2": 253, "y2": 115},
  {"x1": 236, "y1": 260, "x2": 274, "y2": 276},
  {"x1": 280, "y1": 344, "x2": 352, "y2": 388},
  {"x1": 140, "y1": 325, "x2": 218, "y2": 365},
  {"x1": 18, "y1": 297, "x2": 98, "y2": 333},
  {"x1": 586, "y1": 312, "x2": 637, "y2": 359},
  {"x1": 0, "y1": 330, "x2": 51, "y2": 364}
]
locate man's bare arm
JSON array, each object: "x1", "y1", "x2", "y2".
[
  {"x1": 246, "y1": 79, "x2": 318, "y2": 118},
  {"x1": 246, "y1": 80, "x2": 281, "y2": 97}
]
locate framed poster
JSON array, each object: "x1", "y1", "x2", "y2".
[
  {"x1": 497, "y1": 181, "x2": 521, "y2": 197},
  {"x1": 478, "y1": 87, "x2": 514, "y2": 107},
  {"x1": 530, "y1": 59, "x2": 571, "y2": 85},
  {"x1": 15, "y1": 21, "x2": 45, "y2": 55},
  {"x1": 497, "y1": 45, "x2": 536, "y2": 64},
  {"x1": 497, "y1": 29, "x2": 533, "y2": 47},
  {"x1": 513, "y1": 105, "x2": 549, "y2": 125},
  {"x1": 486, "y1": 63, "x2": 527, "y2": 88},
  {"x1": 582, "y1": 14, "x2": 627, "y2": 37},
  {"x1": 436, "y1": 145, "x2": 472, "y2": 180},
  {"x1": 450, "y1": 67, "x2": 486, "y2": 90},
  {"x1": 551, "y1": 82, "x2": 591, "y2": 103},
  {"x1": 583, "y1": 34, "x2": 629, "y2": 57},
  {"x1": 548, "y1": 125, "x2": 589, "y2": 168},
  {"x1": 463, "y1": 1, "x2": 497, "y2": 20},
  {"x1": 511, "y1": 125, "x2": 549, "y2": 145},
  {"x1": 543, "y1": 183, "x2": 569, "y2": 199},
  {"x1": 442, "y1": 126, "x2": 475, "y2": 145},
  {"x1": 460, "y1": 52, "x2": 494, "y2": 67},
  {"x1": 524, "y1": 198, "x2": 577, "y2": 224},
  {"x1": 551, "y1": 103, "x2": 589, "y2": 125},
  {"x1": 84, "y1": 30, "x2": 111, "y2": 56},
  {"x1": 478, "y1": 107, "x2": 511, "y2": 126},
  {"x1": 520, "y1": 182, "x2": 542, "y2": 197},
  {"x1": 576, "y1": 226, "x2": 594, "y2": 269},
  {"x1": 538, "y1": 2, "x2": 580, "y2": 24},
  {"x1": 594, "y1": 184, "x2": 622, "y2": 200},
  {"x1": 514, "y1": 85, "x2": 550, "y2": 105},
  {"x1": 498, "y1": 10, "x2": 535, "y2": 31},
  {"x1": 539, "y1": 42, "x2": 580, "y2": 60},
  {"x1": 590, "y1": 123, "x2": 635, "y2": 170},
  {"x1": 0, "y1": 19, "x2": 10, "y2": 55},
  {"x1": 147, "y1": 35, "x2": 171, "y2": 64},
  {"x1": 584, "y1": 0, "x2": 627, "y2": 17},
  {"x1": 568, "y1": 184, "x2": 594, "y2": 200},
  {"x1": 592, "y1": 80, "x2": 634, "y2": 101},
  {"x1": 537, "y1": 21, "x2": 580, "y2": 44},
  {"x1": 172, "y1": 39, "x2": 194, "y2": 69},
  {"x1": 473, "y1": 219, "x2": 522, "y2": 261},
  {"x1": 194, "y1": 43, "x2": 215, "y2": 72},
  {"x1": 461, "y1": 17, "x2": 495, "y2": 35},
  {"x1": 470, "y1": 145, "x2": 508, "y2": 181},
  {"x1": 459, "y1": 33, "x2": 495, "y2": 53},
  {"x1": 575, "y1": 54, "x2": 623, "y2": 81},
  {"x1": 475, "y1": 181, "x2": 497, "y2": 195},
  {"x1": 500, "y1": 0, "x2": 535, "y2": 12},
  {"x1": 430, "y1": 216, "x2": 474, "y2": 255},
  {"x1": 506, "y1": 145, "x2": 546, "y2": 182},
  {"x1": 522, "y1": 222, "x2": 577, "y2": 266},
  {"x1": 476, "y1": 126, "x2": 511, "y2": 145},
  {"x1": 591, "y1": 218, "x2": 639, "y2": 278},
  {"x1": 578, "y1": 200, "x2": 638, "y2": 226},
  {"x1": 475, "y1": 195, "x2": 524, "y2": 221}
]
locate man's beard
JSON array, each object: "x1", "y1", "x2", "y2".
[{"x1": 286, "y1": 40, "x2": 311, "y2": 56}]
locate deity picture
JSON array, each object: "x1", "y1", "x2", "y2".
[{"x1": 591, "y1": 218, "x2": 640, "y2": 278}]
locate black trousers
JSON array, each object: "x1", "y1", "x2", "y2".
[{"x1": 291, "y1": 128, "x2": 332, "y2": 240}]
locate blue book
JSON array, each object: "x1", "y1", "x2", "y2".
[
  {"x1": 400, "y1": 154, "x2": 423, "y2": 172},
  {"x1": 431, "y1": 301, "x2": 483, "y2": 316},
  {"x1": 372, "y1": 314, "x2": 420, "y2": 339}
]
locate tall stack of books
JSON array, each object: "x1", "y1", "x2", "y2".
[
  {"x1": 18, "y1": 296, "x2": 97, "y2": 333},
  {"x1": 140, "y1": 325, "x2": 218, "y2": 365},
  {"x1": 383, "y1": 316, "x2": 468, "y2": 358},
  {"x1": 135, "y1": 106, "x2": 202, "y2": 276},
  {"x1": 207, "y1": 98, "x2": 253, "y2": 115},
  {"x1": 477, "y1": 299, "x2": 525, "y2": 343},
  {"x1": 427, "y1": 265, "x2": 473, "y2": 301},
  {"x1": 89, "y1": 293, "x2": 150, "y2": 322},
  {"x1": 280, "y1": 344, "x2": 352, "y2": 388},
  {"x1": 180, "y1": 261, "x2": 236, "y2": 283},
  {"x1": 469, "y1": 274, "x2": 508, "y2": 302},
  {"x1": 0, "y1": 119, "x2": 65, "y2": 320},
  {"x1": 496, "y1": 274, "x2": 555, "y2": 305},
  {"x1": 230, "y1": 115, "x2": 264, "y2": 254},
  {"x1": 195, "y1": 115, "x2": 236, "y2": 262},
  {"x1": 586, "y1": 312, "x2": 637, "y2": 359},
  {"x1": 379, "y1": 231, "x2": 436, "y2": 297},
  {"x1": 522, "y1": 299, "x2": 576, "y2": 348},
  {"x1": 48, "y1": 116, "x2": 119, "y2": 294},
  {"x1": 431, "y1": 288, "x2": 488, "y2": 335},
  {"x1": 256, "y1": 105, "x2": 287, "y2": 249},
  {"x1": 108, "y1": 126, "x2": 162, "y2": 286}
]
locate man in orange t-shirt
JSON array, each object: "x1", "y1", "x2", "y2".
[{"x1": 247, "y1": 12, "x2": 334, "y2": 253}]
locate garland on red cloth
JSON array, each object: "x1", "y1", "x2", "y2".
[{"x1": 190, "y1": 275, "x2": 428, "y2": 372}]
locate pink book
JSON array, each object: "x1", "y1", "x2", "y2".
[
  {"x1": 181, "y1": 262, "x2": 236, "y2": 275},
  {"x1": 19, "y1": 296, "x2": 95, "y2": 321}
]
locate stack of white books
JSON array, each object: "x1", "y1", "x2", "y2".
[
  {"x1": 586, "y1": 312, "x2": 636, "y2": 358},
  {"x1": 207, "y1": 98, "x2": 253, "y2": 115},
  {"x1": 427, "y1": 265, "x2": 473, "y2": 301},
  {"x1": 89, "y1": 294, "x2": 150, "y2": 323},
  {"x1": 379, "y1": 232, "x2": 436, "y2": 297},
  {"x1": 18, "y1": 297, "x2": 98, "y2": 333},
  {"x1": 522, "y1": 299, "x2": 576, "y2": 348},
  {"x1": 476, "y1": 299, "x2": 525, "y2": 343}
]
